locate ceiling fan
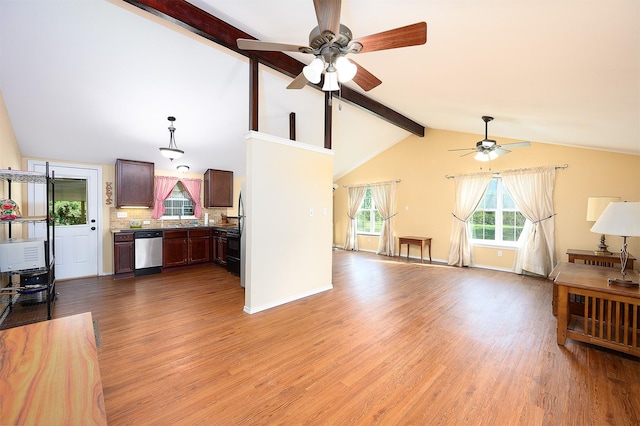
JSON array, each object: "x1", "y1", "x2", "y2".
[
  {"x1": 449, "y1": 116, "x2": 531, "y2": 162},
  {"x1": 236, "y1": 0, "x2": 427, "y2": 92}
]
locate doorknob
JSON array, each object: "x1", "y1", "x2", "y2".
[{"x1": 91, "y1": 226, "x2": 96, "y2": 231}]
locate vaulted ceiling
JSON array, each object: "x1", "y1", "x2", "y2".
[{"x1": 1, "y1": 0, "x2": 638, "y2": 179}]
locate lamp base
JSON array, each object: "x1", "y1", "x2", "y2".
[
  {"x1": 593, "y1": 250, "x2": 613, "y2": 255},
  {"x1": 593, "y1": 234, "x2": 611, "y2": 255},
  {"x1": 607, "y1": 278, "x2": 639, "y2": 288}
]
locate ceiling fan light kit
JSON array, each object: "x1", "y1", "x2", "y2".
[
  {"x1": 449, "y1": 115, "x2": 531, "y2": 161},
  {"x1": 236, "y1": 0, "x2": 427, "y2": 92}
]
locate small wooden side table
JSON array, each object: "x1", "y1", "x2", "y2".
[
  {"x1": 567, "y1": 249, "x2": 635, "y2": 269},
  {"x1": 398, "y1": 236, "x2": 432, "y2": 263}
]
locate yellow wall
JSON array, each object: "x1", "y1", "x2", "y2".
[
  {"x1": 334, "y1": 128, "x2": 640, "y2": 271},
  {"x1": 0, "y1": 92, "x2": 24, "y2": 241}
]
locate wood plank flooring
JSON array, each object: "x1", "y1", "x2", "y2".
[{"x1": 51, "y1": 250, "x2": 640, "y2": 425}]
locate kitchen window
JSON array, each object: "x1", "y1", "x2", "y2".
[
  {"x1": 163, "y1": 182, "x2": 194, "y2": 218},
  {"x1": 471, "y1": 177, "x2": 525, "y2": 245},
  {"x1": 356, "y1": 187, "x2": 383, "y2": 235}
]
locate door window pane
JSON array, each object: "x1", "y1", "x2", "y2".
[{"x1": 53, "y1": 178, "x2": 87, "y2": 226}]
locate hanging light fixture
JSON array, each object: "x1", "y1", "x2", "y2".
[
  {"x1": 176, "y1": 165, "x2": 190, "y2": 173},
  {"x1": 159, "y1": 116, "x2": 184, "y2": 161}
]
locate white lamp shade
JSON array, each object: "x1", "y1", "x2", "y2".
[
  {"x1": 474, "y1": 150, "x2": 499, "y2": 162},
  {"x1": 590, "y1": 201, "x2": 640, "y2": 237},
  {"x1": 335, "y1": 56, "x2": 357, "y2": 83},
  {"x1": 159, "y1": 147, "x2": 184, "y2": 159},
  {"x1": 586, "y1": 196, "x2": 620, "y2": 221},
  {"x1": 322, "y1": 71, "x2": 339, "y2": 91},
  {"x1": 303, "y1": 57, "x2": 324, "y2": 84}
]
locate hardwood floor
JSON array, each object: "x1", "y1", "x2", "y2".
[{"x1": 52, "y1": 250, "x2": 639, "y2": 425}]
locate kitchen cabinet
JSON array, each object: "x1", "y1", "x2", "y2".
[
  {"x1": 115, "y1": 159, "x2": 154, "y2": 208},
  {"x1": 163, "y1": 228, "x2": 211, "y2": 268},
  {"x1": 188, "y1": 229, "x2": 211, "y2": 264},
  {"x1": 203, "y1": 169, "x2": 233, "y2": 207},
  {"x1": 113, "y1": 232, "x2": 135, "y2": 279},
  {"x1": 163, "y1": 229, "x2": 188, "y2": 268},
  {"x1": 213, "y1": 229, "x2": 227, "y2": 265}
]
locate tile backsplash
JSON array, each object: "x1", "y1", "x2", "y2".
[{"x1": 109, "y1": 207, "x2": 232, "y2": 230}]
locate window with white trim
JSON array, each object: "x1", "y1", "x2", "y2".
[
  {"x1": 163, "y1": 182, "x2": 194, "y2": 218},
  {"x1": 471, "y1": 177, "x2": 526, "y2": 244},
  {"x1": 356, "y1": 187, "x2": 383, "y2": 235}
]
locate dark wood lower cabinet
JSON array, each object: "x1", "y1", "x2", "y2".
[
  {"x1": 213, "y1": 230, "x2": 227, "y2": 265},
  {"x1": 188, "y1": 229, "x2": 210, "y2": 264},
  {"x1": 163, "y1": 230, "x2": 188, "y2": 268},
  {"x1": 114, "y1": 232, "x2": 135, "y2": 279},
  {"x1": 163, "y1": 229, "x2": 211, "y2": 268}
]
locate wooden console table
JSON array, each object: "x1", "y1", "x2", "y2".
[
  {"x1": 398, "y1": 236, "x2": 432, "y2": 263},
  {"x1": 553, "y1": 262, "x2": 639, "y2": 357},
  {"x1": 567, "y1": 249, "x2": 635, "y2": 269},
  {"x1": 0, "y1": 312, "x2": 107, "y2": 425}
]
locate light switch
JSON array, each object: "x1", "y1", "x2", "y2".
[
  {"x1": 309, "y1": 208, "x2": 314, "y2": 216},
  {"x1": 117, "y1": 212, "x2": 127, "y2": 218},
  {"x1": 322, "y1": 207, "x2": 327, "y2": 216}
]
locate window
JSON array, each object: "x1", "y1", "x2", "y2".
[
  {"x1": 471, "y1": 178, "x2": 526, "y2": 244},
  {"x1": 53, "y1": 178, "x2": 87, "y2": 226},
  {"x1": 356, "y1": 187, "x2": 383, "y2": 234},
  {"x1": 163, "y1": 182, "x2": 194, "y2": 218}
]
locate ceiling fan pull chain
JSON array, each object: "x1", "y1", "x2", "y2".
[{"x1": 338, "y1": 85, "x2": 343, "y2": 111}]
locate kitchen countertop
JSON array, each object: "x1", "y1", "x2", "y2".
[{"x1": 111, "y1": 224, "x2": 238, "y2": 234}]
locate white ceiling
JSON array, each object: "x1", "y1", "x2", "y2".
[{"x1": 1, "y1": 0, "x2": 638, "y2": 179}]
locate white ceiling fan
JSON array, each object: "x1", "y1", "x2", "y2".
[{"x1": 449, "y1": 116, "x2": 531, "y2": 162}]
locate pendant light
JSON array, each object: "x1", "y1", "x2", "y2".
[{"x1": 159, "y1": 116, "x2": 184, "y2": 161}]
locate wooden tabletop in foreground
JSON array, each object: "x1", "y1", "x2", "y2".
[{"x1": 0, "y1": 312, "x2": 107, "y2": 425}]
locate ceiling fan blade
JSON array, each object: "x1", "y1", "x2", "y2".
[
  {"x1": 237, "y1": 39, "x2": 311, "y2": 53},
  {"x1": 460, "y1": 151, "x2": 476, "y2": 157},
  {"x1": 287, "y1": 72, "x2": 309, "y2": 89},
  {"x1": 313, "y1": 0, "x2": 342, "y2": 36},
  {"x1": 499, "y1": 141, "x2": 531, "y2": 148},
  {"x1": 448, "y1": 146, "x2": 478, "y2": 152},
  {"x1": 353, "y1": 22, "x2": 427, "y2": 53},
  {"x1": 350, "y1": 60, "x2": 382, "y2": 91},
  {"x1": 495, "y1": 148, "x2": 511, "y2": 155}
]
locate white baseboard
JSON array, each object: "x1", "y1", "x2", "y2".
[{"x1": 243, "y1": 284, "x2": 334, "y2": 314}]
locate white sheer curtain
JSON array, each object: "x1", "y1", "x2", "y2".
[
  {"x1": 344, "y1": 186, "x2": 367, "y2": 251},
  {"x1": 447, "y1": 172, "x2": 492, "y2": 267},
  {"x1": 501, "y1": 166, "x2": 556, "y2": 276},
  {"x1": 371, "y1": 182, "x2": 397, "y2": 256}
]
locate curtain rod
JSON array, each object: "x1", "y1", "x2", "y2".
[
  {"x1": 343, "y1": 179, "x2": 401, "y2": 188},
  {"x1": 444, "y1": 164, "x2": 568, "y2": 179}
]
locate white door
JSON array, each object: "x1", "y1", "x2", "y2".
[{"x1": 28, "y1": 161, "x2": 101, "y2": 280}]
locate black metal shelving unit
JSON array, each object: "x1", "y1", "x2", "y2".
[{"x1": 0, "y1": 163, "x2": 56, "y2": 329}]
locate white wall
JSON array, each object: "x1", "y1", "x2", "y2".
[{"x1": 244, "y1": 131, "x2": 334, "y2": 313}]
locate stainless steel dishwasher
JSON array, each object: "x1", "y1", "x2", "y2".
[{"x1": 134, "y1": 230, "x2": 163, "y2": 276}]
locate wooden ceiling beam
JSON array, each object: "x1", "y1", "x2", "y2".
[{"x1": 122, "y1": 0, "x2": 425, "y2": 137}]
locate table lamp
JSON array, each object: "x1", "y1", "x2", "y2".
[
  {"x1": 586, "y1": 196, "x2": 620, "y2": 254},
  {"x1": 590, "y1": 201, "x2": 640, "y2": 287}
]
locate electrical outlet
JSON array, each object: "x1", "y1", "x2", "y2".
[
  {"x1": 117, "y1": 212, "x2": 127, "y2": 218},
  {"x1": 498, "y1": 250, "x2": 503, "y2": 257},
  {"x1": 143, "y1": 220, "x2": 150, "y2": 225}
]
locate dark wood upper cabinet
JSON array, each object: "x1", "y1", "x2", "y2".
[
  {"x1": 203, "y1": 169, "x2": 233, "y2": 207},
  {"x1": 115, "y1": 159, "x2": 154, "y2": 207}
]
